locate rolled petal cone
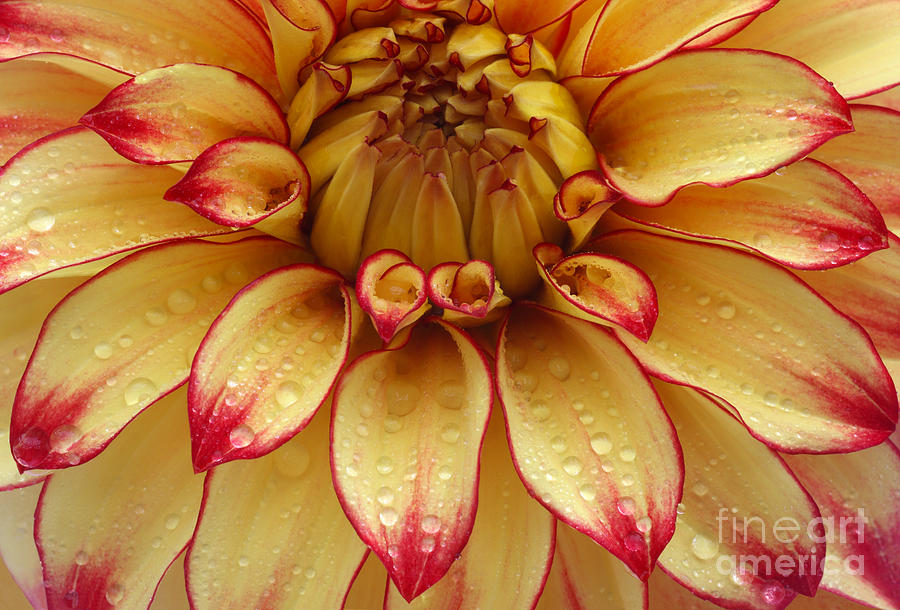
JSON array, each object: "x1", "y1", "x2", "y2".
[{"x1": 1, "y1": 0, "x2": 899, "y2": 608}]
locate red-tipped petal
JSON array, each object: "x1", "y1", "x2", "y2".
[{"x1": 356, "y1": 250, "x2": 429, "y2": 344}]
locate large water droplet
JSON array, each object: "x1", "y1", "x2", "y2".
[
  {"x1": 167, "y1": 289, "x2": 197, "y2": 315},
  {"x1": 421, "y1": 514, "x2": 441, "y2": 534},
  {"x1": 436, "y1": 380, "x2": 464, "y2": 410},
  {"x1": 93, "y1": 342, "x2": 113, "y2": 360},
  {"x1": 590, "y1": 432, "x2": 612, "y2": 455},
  {"x1": 562, "y1": 456, "x2": 583, "y2": 476},
  {"x1": 105, "y1": 583, "x2": 125, "y2": 605},
  {"x1": 26, "y1": 207, "x2": 55, "y2": 232},
  {"x1": 229, "y1": 424, "x2": 255, "y2": 448},
  {"x1": 386, "y1": 379, "x2": 419, "y2": 416},
  {"x1": 49, "y1": 425, "x2": 82, "y2": 453},
  {"x1": 440, "y1": 423, "x2": 460, "y2": 443},
  {"x1": 275, "y1": 380, "x2": 301, "y2": 408},
  {"x1": 124, "y1": 378, "x2": 158, "y2": 406},
  {"x1": 547, "y1": 356, "x2": 571, "y2": 381},
  {"x1": 376, "y1": 455, "x2": 394, "y2": 475},
  {"x1": 691, "y1": 533, "x2": 719, "y2": 560},
  {"x1": 379, "y1": 507, "x2": 399, "y2": 527},
  {"x1": 377, "y1": 486, "x2": 395, "y2": 506},
  {"x1": 716, "y1": 302, "x2": 736, "y2": 320}
]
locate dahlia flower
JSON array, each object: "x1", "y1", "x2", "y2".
[{"x1": 1, "y1": 0, "x2": 899, "y2": 608}]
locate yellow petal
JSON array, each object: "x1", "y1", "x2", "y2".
[
  {"x1": 81, "y1": 64, "x2": 288, "y2": 164},
  {"x1": 331, "y1": 319, "x2": 492, "y2": 601},
  {"x1": 783, "y1": 444, "x2": 900, "y2": 609},
  {"x1": 588, "y1": 50, "x2": 852, "y2": 205},
  {"x1": 681, "y1": 14, "x2": 758, "y2": 50},
  {"x1": 385, "y1": 412, "x2": 554, "y2": 610},
  {"x1": 149, "y1": 555, "x2": 189, "y2": 610},
  {"x1": 10, "y1": 237, "x2": 308, "y2": 471},
  {"x1": 812, "y1": 105, "x2": 900, "y2": 234},
  {"x1": 355, "y1": 250, "x2": 429, "y2": 344},
  {"x1": 494, "y1": 0, "x2": 585, "y2": 35},
  {"x1": 723, "y1": 0, "x2": 900, "y2": 99},
  {"x1": 0, "y1": 484, "x2": 46, "y2": 609},
  {"x1": 497, "y1": 304, "x2": 683, "y2": 580},
  {"x1": 0, "y1": 128, "x2": 231, "y2": 293},
  {"x1": 0, "y1": 0, "x2": 280, "y2": 98},
  {"x1": 189, "y1": 264, "x2": 351, "y2": 471},
  {"x1": 859, "y1": 87, "x2": 900, "y2": 113},
  {"x1": 0, "y1": 57, "x2": 125, "y2": 165},
  {"x1": 595, "y1": 230, "x2": 898, "y2": 453},
  {"x1": 553, "y1": 169, "x2": 619, "y2": 249},
  {"x1": 345, "y1": 553, "x2": 389, "y2": 610},
  {"x1": 612, "y1": 159, "x2": 889, "y2": 270},
  {"x1": 656, "y1": 382, "x2": 822, "y2": 608},
  {"x1": 287, "y1": 62, "x2": 351, "y2": 149},
  {"x1": 186, "y1": 410, "x2": 367, "y2": 609},
  {"x1": 36, "y1": 389, "x2": 203, "y2": 610},
  {"x1": 426, "y1": 260, "x2": 511, "y2": 326},
  {"x1": 262, "y1": 0, "x2": 337, "y2": 99}
]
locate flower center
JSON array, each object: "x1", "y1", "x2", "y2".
[{"x1": 291, "y1": 14, "x2": 594, "y2": 297}]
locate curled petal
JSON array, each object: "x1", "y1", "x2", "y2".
[
  {"x1": 588, "y1": 49, "x2": 852, "y2": 205},
  {"x1": 165, "y1": 137, "x2": 310, "y2": 228},
  {"x1": 189, "y1": 264, "x2": 350, "y2": 472},
  {"x1": 10, "y1": 237, "x2": 308, "y2": 471},
  {"x1": 36, "y1": 389, "x2": 203, "y2": 610},
  {"x1": 595, "y1": 230, "x2": 898, "y2": 453},
  {"x1": 533, "y1": 243, "x2": 658, "y2": 341},
  {"x1": 426, "y1": 260, "x2": 510, "y2": 325},
  {"x1": 331, "y1": 320, "x2": 492, "y2": 601},
  {"x1": 262, "y1": 0, "x2": 337, "y2": 99},
  {"x1": 497, "y1": 304, "x2": 683, "y2": 580},
  {"x1": 80, "y1": 64, "x2": 289, "y2": 164},
  {"x1": 612, "y1": 159, "x2": 889, "y2": 270},
  {"x1": 356, "y1": 249, "x2": 429, "y2": 344},
  {"x1": 553, "y1": 169, "x2": 619, "y2": 248},
  {"x1": 287, "y1": 62, "x2": 351, "y2": 149}
]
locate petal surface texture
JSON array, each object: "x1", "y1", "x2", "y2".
[
  {"x1": 588, "y1": 49, "x2": 852, "y2": 204},
  {"x1": 0, "y1": 484, "x2": 47, "y2": 609},
  {"x1": 189, "y1": 264, "x2": 350, "y2": 471},
  {"x1": 597, "y1": 231, "x2": 898, "y2": 452},
  {"x1": 35, "y1": 390, "x2": 204, "y2": 610},
  {"x1": 331, "y1": 320, "x2": 492, "y2": 601},
  {"x1": 187, "y1": 411, "x2": 367, "y2": 609},
  {"x1": 497, "y1": 304, "x2": 683, "y2": 580},
  {"x1": 11, "y1": 237, "x2": 307, "y2": 471}
]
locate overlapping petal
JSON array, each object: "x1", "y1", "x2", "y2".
[
  {"x1": 262, "y1": 0, "x2": 337, "y2": 99},
  {"x1": 497, "y1": 304, "x2": 682, "y2": 580},
  {"x1": 494, "y1": 0, "x2": 585, "y2": 35},
  {"x1": 588, "y1": 50, "x2": 852, "y2": 205},
  {"x1": 186, "y1": 411, "x2": 367, "y2": 609},
  {"x1": 331, "y1": 319, "x2": 492, "y2": 601},
  {"x1": 595, "y1": 230, "x2": 898, "y2": 453},
  {"x1": 36, "y1": 389, "x2": 203, "y2": 610},
  {"x1": 0, "y1": 484, "x2": 46, "y2": 609},
  {"x1": 189, "y1": 264, "x2": 351, "y2": 471},
  {"x1": 11, "y1": 237, "x2": 308, "y2": 471},
  {"x1": 356, "y1": 250, "x2": 429, "y2": 344}
]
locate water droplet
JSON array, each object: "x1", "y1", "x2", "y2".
[
  {"x1": 619, "y1": 446, "x2": 636, "y2": 462},
  {"x1": 617, "y1": 497, "x2": 636, "y2": 515},
  {"x1": 705, "y1": 365, "x2": 720, "y2": 379},
  {"x1": 377, "y1": 486, "x2": 395, "y2": 506},
  {"x1": 164, "y1": 514, "x2": 180, "y2": 530},
  {"x1": 26, "y1": 207, "x2": 55, "y2": 232},
  {"x1": 69, "y1": 325, "x2": 85, "y2": 340},
  {"x1": 421, "y1": 514, "x2": 441, "y2": 534},
  {"x1": 624, "y1": 532, "x2": 644, "y2": 551},
  {"x1": 386, "y1": 380, "x2": 419, "y2": 416},
  {"x1": 275, "y1": 381, "x2": 301, "y2": 407},
  {"x1": 229, "y1": 424, "x2": 255, "y2": 448},
  {"x1": 547, "y1": 357, "x2": 571, "y2": 381},
  {"x1": 550, "y1": 435, "x2": 567, "y2": 453},
  {"x1": 201, "y1": 275, "x2": 222, "y2": 293},
  {"x1": 578, "y1": 484, "x2": 596, "y2": 501},
  {"x1": 590, "y1": 432, "x2": 612, "y2": 455},
  {"x1": 376, "y1": 455, "x2": 394, "y2": 475},
  {"x1": 636, "y1": 517, "x2": 652, "y2": 533},
  {"x1": 692, "y1": 482, "x2": 709, "y2": 497},
  {"x1": 723, "y1": 89, "x2": 740, "y2": 103},
  {"x1": 440, "y1": 423, "x2": 460, "y2": 443},
  {"x1": 384, "y1": 415, "x2": 403, "y2": 433},
  {"x1": 105, "y1": 583, "x2": 124, "y2": 605},
  {"x1": 562, "y1": 456, "x2": 583, "y2": 476},
  {"x1": 762, "y1": 582, "x2": 786, "y2": 605},
  {"x1": 819, "y1": 232, "x2": 840, "y2": 252},
  {"x1": 530, "y1": 400, "x2": 550, "y2": 422},
  {"x1": 124, "y1": 378, "x2": 158, "y2": 406},
  {"x1": 691, "y1": 534, "x2": 719, "y2": 560},
  {"x1": 420, "y1": 536, "x2": 436, "y2": 553},
  {"x1": 75, "y1": 551, "x2": 88, "y2": 565},
  {"x1": 167, "y1": 289, "x2": 197, "y2": 315},
  {"x1": 49, "y1": 425, "x2": 82, "y2": 453},
  {"x1": 238, "y1": 555, "x2": 250, "y2": 567},
  {"x1": 716, "y1": 302, "x2": 736, "y2": 320},
  {"x1": 379, "y1": 507, "x2": 399, "y2": 526},
  {"x1": 436, "y1": 381, "x2": 464, "y2": 410},
  {"x1": 144, "y1": 307, "x2": 168, "y2": 326},
  {"x1": 93, "y1": 342, "x2": 113, "y2": 360}
]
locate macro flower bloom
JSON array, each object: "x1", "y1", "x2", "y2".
[{"x1": 1, "y1": 0, "x2": 899, "y2": 608}]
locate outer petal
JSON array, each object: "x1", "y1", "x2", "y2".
[
  {"x1": 385, "y1": 413, "x2": 555, "y2": 610},
  {"x1": 799, "y1": 235, "x2": 900, "y2": 359},
  {"x1": 0, "y1": 277, "x2": 83, "y2": 491},
  {"x1": 189, "y1": 264, "x2": 351, "y2": 471},
  {"x1": 0, "y1": 0, "x2": 279, "y2": 97},
  {"x1": 0, "y1": 58, "x2": 126, "y2": 165},
  {"x1": 10, "y1": 237, "x2": 308, "y2": 471},
  {"x1": 536, "y1": 523, "x2": 648, "y2": 610},
  {"x1": 587, "y1": 49, "x2": 852, "y2": 205},
  {"x1": 574, "y1": 0, "x2": 776, "y2": 77},
  {"x1": 331, "y1": 319, "x2": 492, "y2": 601},
  {"x1": 595, "y1": 230, "x2": 898, "y2": 453},
  {"x1": 783, "y1": 444, "x2": 900, "y2": 609},
  {"x1": 656, "y1": 382, "x2": 823, "y2": 609},
  {"x1": 35, "y1": 389, "x2": 203, "y2": 610},
  {"x1": 611, "y1": 159, "x2": 889, "y2": 270},
  {"x1": 494, "y1": 0, "x2": 586, "y2": 35},
  {"x1": 723, "y1": 0, "x2": 900, "y2": 99},
  {"x1": 80, "y1": 64, "x2": 289, "y2": 164},
  {"x1": 262, "y1": 0, "x2": 337, "y2": 99},
  {"x1": 0, "y1": 484, "x2": 47, "y2": 609},
  {"x1": 496, "y1": 304, "x2": 683, "y2": 580},
  {"x1": 186, "y1": 410, "x2": 367, "y2": 609},
  {"x1": 0, "y1": 127, "x2": 232, "y2": 293},
  {"x1": 812, "y1": 105, "x2": 900, "y2": 234}
]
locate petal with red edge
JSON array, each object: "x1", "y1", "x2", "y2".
[
  {"x1": 0, "y1": 484, "x2": 47, "y2": 609},
  {"x1": 0, "y1": 58, "x2": 126, "y2": 165},
  {"x1": 36, "y1": 388, "x2": 203, "y2": 610},
  {"x1": 799, "y1": 235, "x2": 900, "y2": 359},
  {"x1": 189, "y1": 264, "x2": 350, "y2": 471},
  {"x1": 356, "y1": 250, "x2": 429, "y2": 344},
  {"x1": 612, "y1": 159, "x2": 888, "y2": 270},
  {"x1": 164, "y1": 137, "x2": 310, "y2": 228},
  {"x1": 80, "y1": 64, "x2": 288, "y2": 164},
  {"x1": 553, "y1": 169, "x2": 619, "y2": 249},
  {"x1": 331, "y1": 319, "x2": 492, "y2": 601},
  {"x1": 724, "y1": 0, "x2": 900, "y2": 99},
  {"x1": 0, "y1": 127, "x2": 232, "y2": 293},
  {"x1": 426, "y1": 260, "x2": 511, "y2": 326},
  {"x1": 783, "y1": 443, "x2": 900, "y2": 609},
  {"x1": 494, "y1": 0, "x2": 585, "y2": 35},
  {"x1": 812, "y1": 105, "x2": 900, "y2": 234},
  {"x1": 345, "y1": 553, "x2": 389, "y2": 610},
  {"x1": 187, "y1": 410, "x2": 367, "y2": 609},
  {"x1": 681, "y1": 14, "x2": 758, "y2": 50},
  {"x1": 859, "y1": 87, "x2": 900, "y2": 113},
  {"x1": 656, "y1": 382, "x2": 823, "y2": 608},
  {"x1": 1, "y1": 277, "x2": 84, "y2": 491},
  {"x1": 575, "y1": 0, "x2": 775, "y2": 77},
  {"x1": 536, "y1": 523, "x2": 647, "y2": 610},
  {"x1": 262, "y1": 0, "x2": 337, "y2": 99},
  {"x1": 11, "y1": 237, "x2": 309, "y2": 471},
  {"x1": 588, "y1": 49, "x2": 852, "y2": 205},
  {"x1": 385, "y1": 412, "x2": 555, "y2": 610},
  {"x1": 497, "y1": 304, "x2": 682, "y2": 580},
  {"x1": 0, "y1": 0, "x2": 280, "y2": 98},
  {"x1": 595, "y1": 230, "x2": 898, "y2": 453},
  {"x1": 533, "y1": 243, "x2": 658, "y2": 341},
  {"x1": 149, "y1": 555, "x2": 189, "y2": 610}
]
